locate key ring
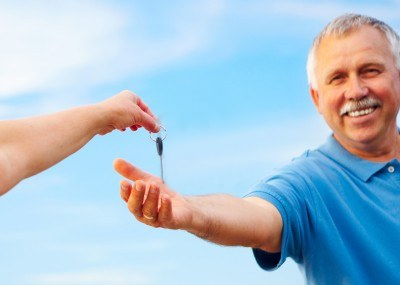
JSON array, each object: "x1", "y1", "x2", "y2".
[{"x1": 149, "y1": 125, "x2": 167, "y2": 142}]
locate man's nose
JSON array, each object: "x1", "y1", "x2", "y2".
[{"x1": 344, "y1": 76, "x2": 369, "y2": 100}]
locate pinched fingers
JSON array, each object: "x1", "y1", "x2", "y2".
[
  {"x1": 130, "y1": 94, "x2": 159, "y2": 133},
  {"x1": 134, "y1": 95, "x2": 158, "y2": 123},
  {"x1": 135, "y1": 111, "x2": 159, "y2": 133}
]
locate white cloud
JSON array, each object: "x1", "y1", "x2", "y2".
[
  {"x1": 0, "y1": 1, "x2": 126, "y2": 97},
  {"x1": 2, "y1": 0, "x2": 397, "y2": 103},
  {"x1": 0, "y1": 1, "x2": 226, "y2": 99}
]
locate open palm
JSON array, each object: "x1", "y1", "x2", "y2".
[{"x1": 114, "y1": 158, "x2": 193, "y2": 230}]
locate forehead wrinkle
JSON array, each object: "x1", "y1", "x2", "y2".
[
  {"x1": 324, "y1": 57, "x2": 386, "y2": 77},
  {"x1": 316, "y1": 30, "x2": 392, "y2": 84}
]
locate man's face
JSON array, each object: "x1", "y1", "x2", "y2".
[{"x1": 311, "y1": 25, "x2": 400, "y2": 152}]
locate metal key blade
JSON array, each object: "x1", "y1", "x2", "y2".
[
  {"x1": 156, "y1": 137, "x2": 164, "y2": 182},
  {"x1": 159, "y1": 155, "x2": 164, "y2": 182}
]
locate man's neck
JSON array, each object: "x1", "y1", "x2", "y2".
[{"x1": 334, "y1": 130, "x2": 400, "y2": 163}]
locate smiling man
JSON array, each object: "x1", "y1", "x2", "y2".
[
  {"x1": 309, "y1": 23, "x2": 400, "y2": 161},
  {"x1": 114, "y1": 14, "x2": 400, "y2": 284}
]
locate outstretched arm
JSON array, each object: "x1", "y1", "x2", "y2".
[
  {"x1": 113, "y1": 158, "x2": 283, "y2": 253},
  {"x1": 0, "y1": 90, "x2": 159, "y2": 195}
]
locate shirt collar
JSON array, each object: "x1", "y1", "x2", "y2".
[{"x1": 318, "y1": 135, "x2": 389, "y2": 182}]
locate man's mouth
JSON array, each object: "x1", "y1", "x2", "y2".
[
  {"x1": 346, "y1": 107, "x2": 376, "y2": 117},
  {"x1": 340, "y1": 97, "x2": 381, "y2": 117}
]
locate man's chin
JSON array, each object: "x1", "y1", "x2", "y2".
[
  {"x1": 348, "y1": 125, "x2": 391, "y2": 146},
  {"x1": 335, "y1": 129, "x2": 378, "y2": 148}
]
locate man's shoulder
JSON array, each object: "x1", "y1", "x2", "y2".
[
  {"x1": 286, "y1": 147, "x2": 338, "y2": 173},
  {"x1": 270, "y1": 147, "x2": 347, "y2": 190}
]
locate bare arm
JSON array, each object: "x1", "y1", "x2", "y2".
[
  {"x1": 0, "y1": 90, "x2": 159, "y2": 195},
  {"x1": 114, "y1": 158, "x2": 283, "y2": 253}
]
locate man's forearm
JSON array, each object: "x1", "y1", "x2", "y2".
[
  {"x1": 184, "y1": 194, "x2": 282, "y2": 252},
  {"x1": 115, "y1": 158, "x2": 284, "y2": 253}
]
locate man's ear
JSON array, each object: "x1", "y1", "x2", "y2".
[{"x1": 310, "y1": 87, "x2": 322, "y2": 114}]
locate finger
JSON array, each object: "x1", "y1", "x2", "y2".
[
  {"x1": 113, "y1": 158, "x2": 152, "y2": 181},
  {"x1": 142, "y1": 183, "x2": 160, "y2": 221},
  {"x1": 129, "y1": 125, "x2": 139, "y2": 132},
  {"x1": 135, "y1": 96, "x2": 156, "y2": 119},
  {"x1": 120, "y1": 180, "x2": 132, "y2": 202},
  {"x1": 158, "y1": 194, "x2": 173, "y2": 226},
  {"x1": 127, "y1": 180, "x2": 146, "y2": 218},
  {"x1": 138, "y1": 111, "x2": 160, "y2": 133},
  {"x1": 130, "y1": 94, "x2": 160, "y2": 133}
]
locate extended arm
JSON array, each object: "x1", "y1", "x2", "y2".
[
  {"x1": 0, "y1": 90, "x2": 159, "y2": 195},
  {"x1": 114, "y1": 158, "x2": 283, "y2": 253}
]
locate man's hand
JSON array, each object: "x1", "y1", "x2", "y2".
[
  {"x1": 113, "y1": 158, "x2": 283, "y2": 252},
  {"x1": 113, "y1": 158, "x2": 193, "y2": 229}
]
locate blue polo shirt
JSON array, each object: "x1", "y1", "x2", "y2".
[{"x1": 246, "y1": 135, "x2": 400, "y2": 284}]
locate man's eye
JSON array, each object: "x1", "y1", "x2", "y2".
[
  {"x1": 329, "y1": 75, "x2": 344, "y2": 85},
  {"x1": 364, "y1": 69, "x2": 380, "y2": 76}
]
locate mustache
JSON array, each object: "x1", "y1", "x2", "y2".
[{"x1": 339, "y1": 97, "x2": 381, "y2": 116}]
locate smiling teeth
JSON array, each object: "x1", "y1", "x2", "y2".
[{"x1": 348, "y1": 108, "x2": 374, "y2": 117}]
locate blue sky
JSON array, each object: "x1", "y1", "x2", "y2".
[{"x1": 1, "y1": 1, "x2": 400, "y2": 284}]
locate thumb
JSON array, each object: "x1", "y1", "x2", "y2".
[{"x1": 113, "y1": 158, "x2": 152, "y2": 181}]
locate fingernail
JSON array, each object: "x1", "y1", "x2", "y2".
[{"x1": 136, "y1": 183, "x2": 144, "y2": 192}]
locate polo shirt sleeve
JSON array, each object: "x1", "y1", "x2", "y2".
[{"x1": 245, "y1": 168, "x2": 314, "y2": 270}]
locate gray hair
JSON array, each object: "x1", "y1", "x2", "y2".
[{"x1": 306, "y1": 13, "x2": 400, "y2": 89}]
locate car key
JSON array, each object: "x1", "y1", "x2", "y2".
[
  {"x1": 150, "y1": 126, "x2": 167, "y2": 182},
  {"x1": 156, "y1": 136, "x2": 164, "y2": 181}
]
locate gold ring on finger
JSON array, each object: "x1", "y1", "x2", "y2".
[{"x1": 143, "y1": 214, "x2": 155, "y2": 220}]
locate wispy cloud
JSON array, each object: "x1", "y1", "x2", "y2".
[
  {"x1": 0, "y1": 1, "x2": 226, "y2": 100},
  {"x1": 117, "y1": 1, "x2": 227, "y2": 74},
  {"x1": 0, "y1": 1, "x2": 125, "y2": 97},
  {"x1": 2, "y1": 0, "x2": 398, "y2": 105}
]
